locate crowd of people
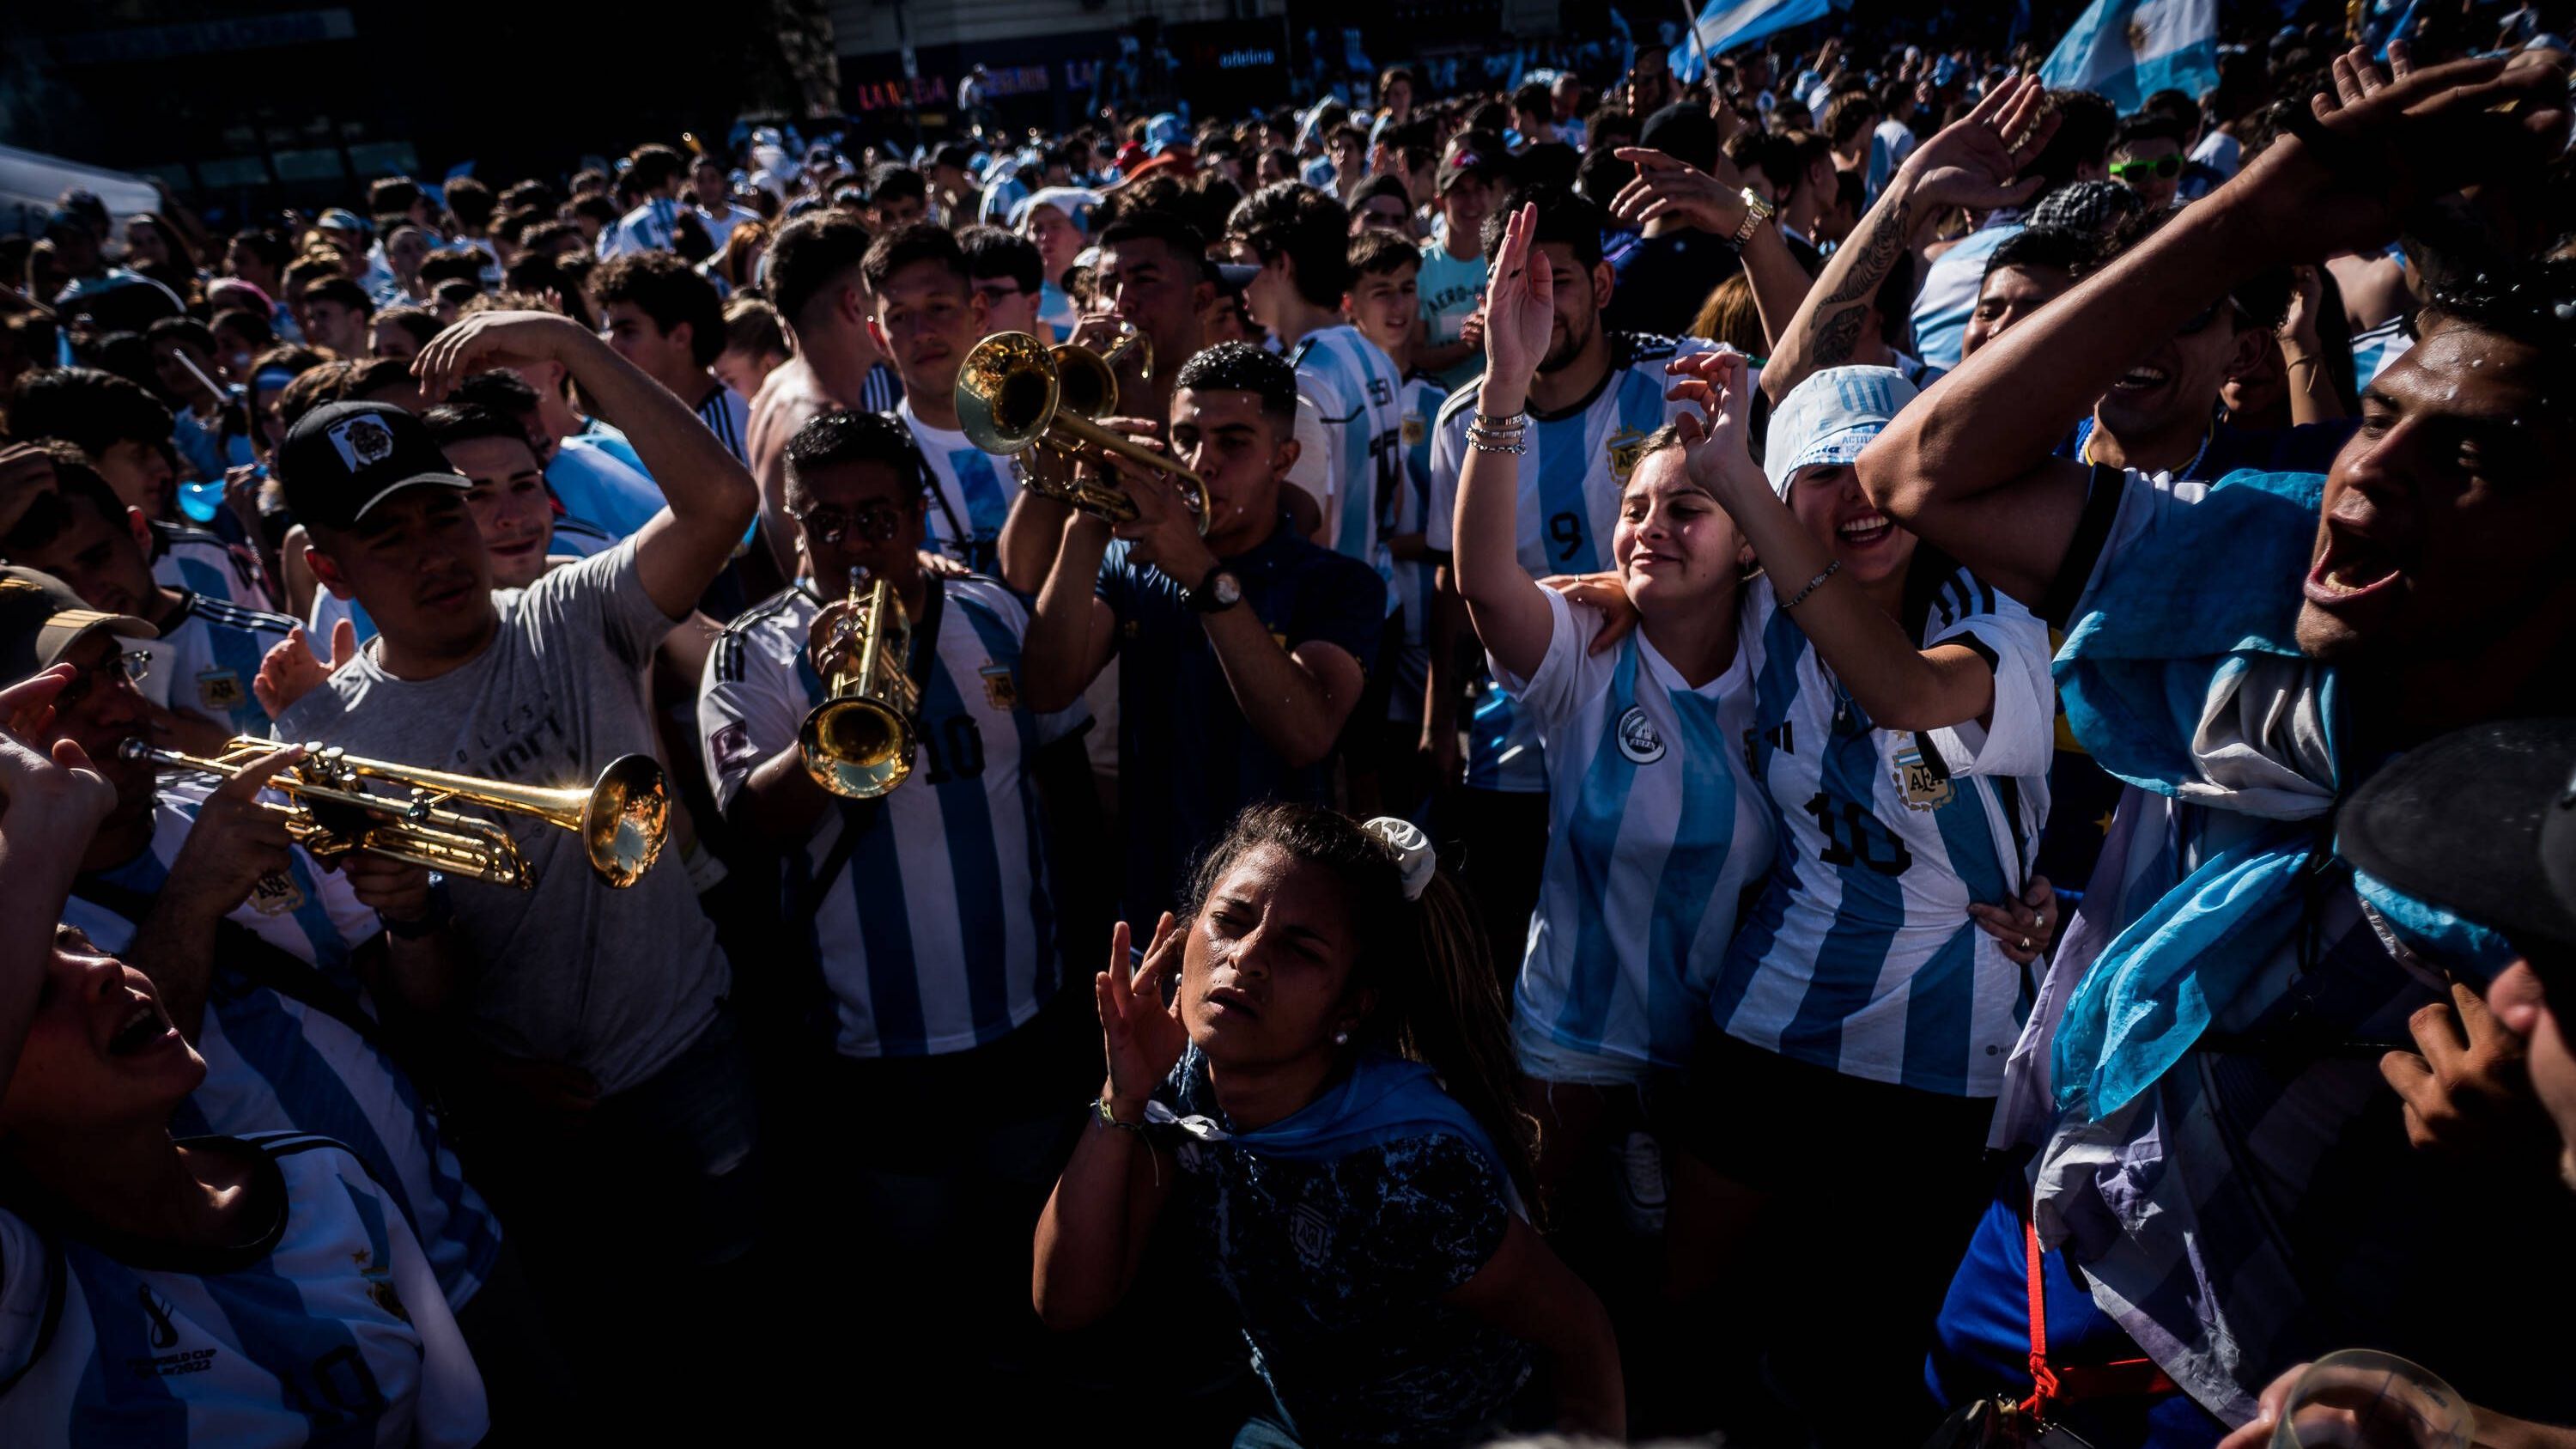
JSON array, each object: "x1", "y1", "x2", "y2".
[{"x1": 3, "y1": 3, "x2": 2575, "y2": 1445}]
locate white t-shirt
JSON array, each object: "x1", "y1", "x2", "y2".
[{"x1": 895, "y1": 399, "x2": 1014, "y2": 573}]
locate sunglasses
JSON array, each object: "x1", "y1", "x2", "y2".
[
  {"x1": 56, "y1": 648, "x2": 151, "y2": 712},
  {"x1": 2111, "y1": 154, "x2": 2183, "y2": 183},
  {"x1": 787, "y1": 501, "x2": 905, "y2": 547}
]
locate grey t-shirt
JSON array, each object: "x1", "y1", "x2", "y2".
[{"x1": 277, "y1": 540, "x2": 725, "y2": 1094}]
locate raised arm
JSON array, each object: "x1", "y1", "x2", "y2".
[
  {"x1": 414, "y1": 310, "x2": 761, "y2": 619},
  {"x1": 1674, "y1": 351, "x2": 1996, "y2": 730},
  {"x1": 1020, "y1": 509, "x2": 1121, "y2": 716},
  {"x1": 1861, "y1": 46, "x2": 2571, "y2": 607},
  {"x1": 1609, "y1": 149, "x2": 1812, "y2": 351},
  {"x1": 1762, "y1": 75, "x2": 2057, "y2": 405},
  {"x1": 1449, "y1": 204, "x2": 1563, "y2": 684}
]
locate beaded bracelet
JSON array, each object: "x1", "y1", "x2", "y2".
[
  {"x1": 1473, "y1": 410, "x2": 1528, "y2": 430},
  {"x1": 1780, "y1": 559, "x2": 1841, "y2": 609},
  {"x1": 1467, "y1": 435, "x2": 1528, "y2": 455}
]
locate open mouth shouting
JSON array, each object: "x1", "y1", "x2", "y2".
[
  {"x1": 106, "y1": 994, "x2": 182, "y2": 1059},
  {"x1": 2304, "y1": 509, "x2": 2409, "y2": 616}
]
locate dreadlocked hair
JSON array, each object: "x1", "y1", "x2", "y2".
[{"x1": 1186, "y1": 803, "x2": 1539, "y2": 1212}]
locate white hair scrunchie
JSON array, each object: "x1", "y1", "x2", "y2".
[{"x1": 1361, "y1": 817, "x2": 1437, "y2": 902}]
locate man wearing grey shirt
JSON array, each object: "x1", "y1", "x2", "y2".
[{"x1": 267, "y1": 309, "x2": 761, "y2": 1428}]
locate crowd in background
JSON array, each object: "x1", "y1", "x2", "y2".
[{"x1": 3, "y1": 0, "x2": 2576, "y2": 1445}]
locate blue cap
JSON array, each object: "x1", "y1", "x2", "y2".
[
  {"x1": 1762, "y1": 366, "x2": 1918, "y2": 498},
  {"x1": 1144, "y1": 113, "x2": 1188, "y2": 155}
]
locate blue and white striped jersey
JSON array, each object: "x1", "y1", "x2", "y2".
[
  {"x1": 1382, "y1": 371, "x2": 1449, "y2": 723},
  {"x1": 1498, "y1": 590, "x2": 1773, "y2": 1071},
  {"x1": 699, "y1": 576, "x2": 1085, "y2": 1057},
  {"x1": 145, "y1": 592, "x2": 296, "y2": 738},
  {"x1": 696, "y1": 382, "x2": 754, "y2": 466},
  {"x1": 1710, "y1": 569, "x2": 2054, "y2": 1098},
  {"x1": 62, "y1": 782, "x2": 501, "y2": 1312},
  {"x1": 1426, "y1": 332, "x2": 1715, "y2": 793},
  {"x1": 150, "y1": 520, "x2": 268, "y2": 611},
  {"x1": 1288, "y1": 325, "x2": 1405, "y2": 571},
  {"x1": 599, "y1": 195, "x2": 682, "y2": 258},
  {"x1": 0, "y1": 1133, "x2": 489, "y2": 1448},
  {"x1": 896, "y1": 399, "x2": 1013, "y2": 575},
  {"x1": 2348, "y1": 317, "x2": 2411, "y2": 388}
]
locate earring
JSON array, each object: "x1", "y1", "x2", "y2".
[{"x1": 1333, "y1": 1028, "x2": 1351, "y2": 1046}]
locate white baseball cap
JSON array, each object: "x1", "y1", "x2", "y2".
[{"x1": 1761, "y1": 366, "x2": 1919, "y2": 500}]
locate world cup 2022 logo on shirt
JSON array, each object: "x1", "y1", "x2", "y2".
[{"x1": 1615, "y1": 705, "x2": 1667, "y2": 765}]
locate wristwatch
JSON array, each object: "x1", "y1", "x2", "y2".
[
  {"x1": 1188, "y1": 570, "x2": 1243, "y2": 615},
  {"x1": 1730, "y1": 187, "x2": 1777, "y2": 247}
]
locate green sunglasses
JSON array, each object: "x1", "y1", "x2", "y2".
[{"x1": 2111, "y1": 154, "x2": 2183, "y2": 183}]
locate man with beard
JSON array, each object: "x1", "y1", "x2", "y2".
[
  {"x1": 1422, "y1": 185, "x2": 1716, "y2": 1068},
  {"x1": 1865, "y1": 46, "x2": 2576, "y2": 1441}
]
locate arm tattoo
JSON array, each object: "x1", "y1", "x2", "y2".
[{"x1": 1797, "y1": 194, "x2": 1914, "y2": 368}]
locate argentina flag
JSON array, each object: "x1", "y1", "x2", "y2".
[
  {"x1": 2038, "y1": 0, "x2": 2219, "y2": 112},
  {"x1": 1668, "y1": 0, "x2": 1843, "y2": 82}
]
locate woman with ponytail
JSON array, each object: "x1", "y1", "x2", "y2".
[{"x1": 1033, "y1": 802, "x2": 1624, "y2": 1447}]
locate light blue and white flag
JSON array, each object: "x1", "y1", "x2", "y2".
[
  {"x1": 2038, "y1": 0, "x2": 2219, "y2": 112},
  {"x1": 1668, "y1": 0, "x2": 1837, "y2": 83}
]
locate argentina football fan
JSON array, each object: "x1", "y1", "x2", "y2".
[{"x1": 0, "y1": 661, "x2": 490, "y2": 1447}]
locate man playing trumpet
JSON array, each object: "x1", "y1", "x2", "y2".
[
  {"x1": 260, "y1": 310, "x2": 765, "y2": 1430},
  {"x1": 696, "y1": 408, "x2": 1098, "y2": 1404}
]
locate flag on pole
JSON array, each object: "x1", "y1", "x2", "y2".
[
  {"x1": 2038, "y1": 0, "x2": 2220, "y2": 112},
  {"x1": 1668, "y1": 0, "x2": 1837, "y2": 82}
]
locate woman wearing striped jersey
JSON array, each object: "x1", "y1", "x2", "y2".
[
  {"x1": 1656, "y1": 353, "x2": 2057, "y2": 1442},
  {"x1": 0, "y1": 667, "x2": 487, "y2": 1447},
  {"x1": 1035, "y1": 805, "x2": 1624, "y2": 1446},
  {"x1": 1450, "y1": 202, "x2": 1776, "y2": 1208}
]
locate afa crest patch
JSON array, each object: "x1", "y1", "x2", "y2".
[
  {"x1": 980, "y1": 662, "x2": 1018, "y2": 711},
  {"x1": 1892, "y1": 742, "x2": 1954, "y2": 812},
  {"x1": 1606, "y1": 426, "x2": 1651, "y2": 483},
  {"x1": 197, "y1": 669, "x2": 246, "y2": 715},
  {"x1": 1401, "y1": 415, "x2": 1426, "y2": 447},
  {"x1": 1615, "y1": 704, "x2": 1667, "y2": 765},
  {"x1": 246, "y1": 868, "x2": 305, "y2": 917}
]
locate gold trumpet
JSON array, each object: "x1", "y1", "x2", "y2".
[
  {"x1": 122, "y1": 737, "x2": 669, "y2": 890},
  {"x1": 1049, "y1": 321, "x2": 1151, "y2": 423},
  {"x1": 799, "y1": 568, "x2": 917, "y2": 798},
  {"x1": 953, "y1": 331, "x2": 1211, "y2": 533}
]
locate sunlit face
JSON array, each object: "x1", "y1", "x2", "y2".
[
  {"x1": 1179, "y1": 844, "x2": 1365, "y2": 1068},
  {"x1": 713, "y1": 345, "x2": 778, "y2": 401},
  {"x1": 1169, "y1": 385, "x2": 1291, "y2": 539},
  {"x1": 867, "y1": 259, "x2": 987, "y2": 395},
  {"x1": 1615, "y1": 449, "x2": 1745, "y2": 611},
  {"x1": 2111, "y1": 137, "x2": 2183, "y2": 213},
  {"x1": 1789, "y1": 460, "x2": 1917, "y2": 592},
  {"x1": 1345, "y1": 265, "x2": 1418, "y2": 357},
  {"x1": 1529, "y1": 240, "x2": 1606, "y2": 375},
  {"x1": 305, "y1": 298, "x2": 369, "y2": 357},
  {"x1": 308, "y1": 486, "x2": 496, "y2": 659},
  {"x1": 1098, "y1": 236, "x2": 1202, "y2": 350},
  {"x1": 1353, "y1": 194, "x2": 1413, "y2": 237},
  {"x1": 1961, "y1": 264, "x2": 2074, "y2": 360},
  {"x1": 2095, "y1": 298, "x2": 2261, "y2": 445},
  {"x1": 0, "y1": 926, "x2": 203, "y2": 1143},
  {"x1": 1439, "y1": 175, "x2": 1493, "y2": 247},
  {"x1": 2297, "y1": 320, "x2": 2576, "y2": 664},
  {"x1": 444, "y1": 434, "x2": 556, "y2": 589},
  {"x1": 1022, "y1": 204, "x2": 1083, "y2": 282}
]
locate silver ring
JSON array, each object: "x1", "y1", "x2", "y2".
[{"x1": 2019, "y1": 936, "x2": 2033, "y2": 951}]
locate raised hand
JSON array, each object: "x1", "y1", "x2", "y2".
[
  {"x1": 1537, "y1": 571, "x2": 1637, "y2": 655},
  {"x1": 410, "y1": 309, "x2": 593, "y2": 403},
  {"x1": 1479, "y1": 203, "x2": 1554, "y2": 395},
  {"x1": 254, "y1": 618, "x2": 357, "y2": 721},
  {"x1": 1662, "y1": 349, "x2": 1766, "y2": 502},
  {"x1": 1098, "y1": 914, "x2": 1188, "y2": 1115},
  {"x1": 0, "y1": 667, "x2": 114, "y2": 832},
  {"x1": 1899, "y1": 72, "x2": 2060, "y2": 214},
  {"x1": 2275, "y1": 43, "x2": 2571, "y2": 257},
  {"x1": 1608, "y1": 149, "x2": 1747, "y2": 239}
]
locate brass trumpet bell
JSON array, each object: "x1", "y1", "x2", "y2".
[
  {"x1": 953, "y1": 331, "x2": 1211, "y2": 533},
  {"x1": 799, "y1": 569, "x2": 918, "y2": 799}
]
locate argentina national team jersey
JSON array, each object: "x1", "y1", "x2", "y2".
[
  {"x1": 151, "y1": 520, "x2": 267, "y2": 610},
  {"x1": 896, "y1": 400, "x2": 1013, "y2": 575},
  {"x1": 0, "y1": 1133, "x2": 489, "y2": 1447},
  {"x1": 1427, "y1": 332, "x2": 1716, "y2": 793},
  {"x1": 1499, "y1": 590, "x2": 1773, "y2": 1072},
  {"x1": 696, "y1": 383, "x2": 754, "y2": 466},
  {"x1": 1382, "y1": 371, "x2": 1449, "y2": 721},
  {"x1": 1290, "y1": 324, "x2": 1405, "y2": 570},
  {"x1": 1710, "y1": 569, "x2": 2054, "y2": 1098},
  {"x1": 146, "y1": 592, "x2": 297, "y2": 737},
  {"x1": 61, "y1": 782, "x2": 501, "y2": 1312},
  {"x1": 699, "y1": 575, "x2": 1085, "y2": 1056}
]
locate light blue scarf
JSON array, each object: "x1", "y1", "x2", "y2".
[
  {"x1": 1154, "y1": 1048, "x2": 1520, "y2": 1210},
  {"x1": 2050, "y1": 471, "x2": 2347, "y2": 1120}
]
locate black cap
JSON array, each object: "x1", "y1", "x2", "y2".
[
  {"x1": 2337, "y1": 719, "x2": 2576, "y2": 968},
  {"x1": 277, "y1": 401, "x2": 471, "y2": 531},
  {"x1": 1437, "y1": 146, "x2": 1504, "y2": 193},
  {"x1": 1638, "y1": 101, "x2": 1720, "y2": 174},
  {"x1": 0, "y1": 566, "x2": 156, "y2": 685}
]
